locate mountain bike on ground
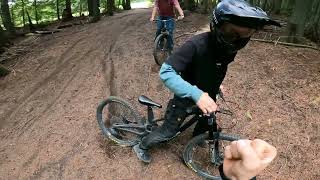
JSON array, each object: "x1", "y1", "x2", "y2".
[{"x1": 96, "y1": 94, "x2": 241, "y2": 179}]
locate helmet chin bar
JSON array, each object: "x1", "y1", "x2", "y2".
[{"x1": 212, "y1": 25, "x2": 250, "y2": 54}]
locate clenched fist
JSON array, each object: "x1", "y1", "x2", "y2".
[{"x1": 223, "y1": 139, "x2": 277, "y2": 180}]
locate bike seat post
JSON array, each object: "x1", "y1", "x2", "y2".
[{"x1": 147, "y1": 106, "x2": 155, "y2": 125}]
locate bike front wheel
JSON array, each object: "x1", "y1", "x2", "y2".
[
  {"x1": 153, "y1": 34, "x2": 172, "y2": 66},
  {"x1": 96, "y1": 96, "x2": 144, "y2": 147},
  {"x1": 183, "y1": 133, "x2": 240, "y2": 179}
]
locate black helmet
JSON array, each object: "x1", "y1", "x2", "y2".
[{"x1": 211, "y1": 0, "x2": 281, "y2": 29}]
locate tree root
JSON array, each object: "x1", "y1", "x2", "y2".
[{"x1": 251, "y1": 38, "x2": 319, "y2": 51}]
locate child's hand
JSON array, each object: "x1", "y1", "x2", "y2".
[{"x1": 177, "y1": 15, "x2": 184, "y2": 20}]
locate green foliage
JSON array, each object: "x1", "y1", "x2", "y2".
[{"x1": 1, "y1": 0, "x2": 124, "y2": 27}]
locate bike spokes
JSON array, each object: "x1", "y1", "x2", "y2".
[
  {"x1": 98, "y1": 97, "x2": 143, "y2": 145},
  {"x1": 209, "y1": 141, "x2": 223, "y2": 166},
  {"x1": 154, "y1": 35, "x2": 171, "y2": 66}
]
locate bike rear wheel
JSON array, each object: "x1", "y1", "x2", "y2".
[
  {"x1": 153, "y1": 34, "x2": 172, "y2": 66},
  {"x1": 96, "y1": 96, "x2": 144, "y2": 146},
  {"x1": 183, "y1": 133, "x2": 240, "y2": 179}
]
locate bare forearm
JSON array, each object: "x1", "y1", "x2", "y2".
[
  {"x1": 175, "y1": 4, "x2": 184, "y2": 16},
  {"x1": 151, "y1": 6, "x2": 157, "y2": 19}
]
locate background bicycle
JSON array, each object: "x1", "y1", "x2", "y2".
[{"x1": 153, "y1": 18, "x2": 177, "y2": 66}]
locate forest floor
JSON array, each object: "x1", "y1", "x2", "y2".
[{"x1": 0, "y1": 8, "x2": 319, "y2": 180}]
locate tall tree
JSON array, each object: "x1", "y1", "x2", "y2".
[
  {"x1": 62, "y1": 0, "x2": 73, "y2": 20},
  {"x1": 287, "y1": 0, "x2": 313, "y2": 42},
  {"x1": 273, "y1": 0, "x2": 282, "y2": 14},
  {"x1": 79, "y1": 0, "x2": 83, "y2": 16},
  {"x1": 281, "y1": 0, "x2": 295, "y2": 13},
  {"x1": 199, "y1": 0, "x2": 209, "y2": 13},
  {"x1": 305, "y1": 0, "x2": 320, "y2": 43},
  {"x1": 88, "y1": 0, "x2": 100, "y2": 22},
  {"x1": 21, "y1": 0, "x2": 26, "y2": 26},
  {"x1": 26, "y1": 10, "x2": 35, "y2": 31},
  {"x1": 34, "y1": 0, "x2": 39, "y2": 24},
  {"x1": 0, "y1": 0, "x2": 15, "y2": 34},
  {"x1": 56, "y1": 0, "x2": 60, "y2": 20},
  {"x1": 122, "y1": 0, "x2": 131, "y2": 10},
  {"x1": 107, "y1": 0, "x2": 114, "y2": 15},
  {"x1": 0, "y1": 25, "x2": 6, "y2": 47},
  {"x1": 261, "y1": 0, "x2": 267, "y2": 10},
  {"x1": 184, "y1": 0, "x2": 196, "y2": 11},
  {"x1": 88, "y1": 0, "x2": 93, "y2": 16}
]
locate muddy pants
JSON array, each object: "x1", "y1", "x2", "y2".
[{"x1": 139, "y1": 96, "x2": 217, "y2": 150}]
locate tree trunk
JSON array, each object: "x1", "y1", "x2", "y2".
[
  {"x1": 103, "y1": 0, "x2": 107, "y2": 13},
  {"x1": 273, "y1": 0, "x2": 282, "y2": 14},
  {"x1": 305, "y1": 0, "x2": 320, "y2": 43},
  {"x1": 0, "y1": 25, "x2": 9, "y2": 53},
  {"x1": 22, "y1": 0, "x2": 26, "y2": 26},
  {"x1": 10, "y1": 5, "x2": 14, "y2": 27},
  {"x1": 107, "y1": 0, "x2": 114, "y2": 15},
  {"x1": 123, "y1": 0, "x2": 131, "y2": 10},
  {"x1": 26, "y1": 10, "x2": 35, "y2": 32},
  {"x1": 208, "y1": 0, "x2": 216, "y2": 13},
  {"x1": 0, "y1": 0, "x2": 15, "y2": 34},
  {"x1": 266, "y1": 0, "x2": 272, "y2": 11},
  {"x1": 79, "y1": 0, "x2": 83, "y2": 16},
  {"x1": 281, "y1": 0, "x2": 295, "y2": 13},
  {"x1": 261, "y1": 0, "x2": 267, "y2": 10},
  {"x1": 62, "y1": 0, "x2": 73, "y2": 20},
  {"x1": 287, "y1": 0, "x2": 313, "y2": 43},
  {"x1": 184, "y1": 0, "x2": 196, "y2": 11},
  {"x1": 88, "y1": 0, "x2": 100, "y2": 22},
  {"x1": 204, "y1": 0, "x2": 209, "y2": 13},
  {"x1": 88, "y1": 0, "x2": 93, "y2": 16},
  {"x1": 34, "y1": 0, "x2": 39, "y2": 24},
  {"x1": 56, "y1": 0, "x2": 60, "y2": 20}
]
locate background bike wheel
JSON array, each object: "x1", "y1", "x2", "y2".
[
  {"x1": 183, "y1": 133, "x2": 240, "y2": 179},
  {"x1": 96, "y1": 96, "x2": 143, "y2": 146},
  {"x1": 153, "y1": 34, "x2": 171, "y2": 66}
]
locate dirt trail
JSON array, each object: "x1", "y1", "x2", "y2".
[{"x1": 0, "y1": 8, "x2": 319, "y2": 179}]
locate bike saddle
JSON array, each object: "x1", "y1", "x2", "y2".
[{"x1": 138, "y1": 95, "x2": 162, "y2": 108}]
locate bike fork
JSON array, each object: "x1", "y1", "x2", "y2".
[
  {"x1": 208, "y1": 116, "x2": 222, "y2": 166},
  {"x1": 209, "y1": 139, "x2": 222, "y2": 166}
]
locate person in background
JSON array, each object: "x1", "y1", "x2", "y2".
[{"x1": 150, "y1": 0, "x2": 184, "y2": 51}]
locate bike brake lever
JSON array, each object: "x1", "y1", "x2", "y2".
[
  {"x1": 218, "y1": 89, "x2": 225, "y2": 101},
  {"x1": 216, "y1": 109, "x2": 233, "y2": 116}
]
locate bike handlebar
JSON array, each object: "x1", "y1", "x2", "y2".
[
  {"x1": 186, "y1": 105, "x2": 233, "y2": 116},
  {"x1": 153, "y1": 18, "x2": 180, "y2": 23}
]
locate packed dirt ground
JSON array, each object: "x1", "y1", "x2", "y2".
[{"x1": 0, "y1": 8, "x2": 319, "y2": 180}]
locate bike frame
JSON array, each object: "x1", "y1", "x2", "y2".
[
  {"x1": 145, "y1": 105, "x2": 221, "y2": 140},
  {"x1": 155, "y1": 19, "x2": 174, "y2": 36},
  {"x1": 144, "y1": 105, "x2": 222, "y2": 164}
]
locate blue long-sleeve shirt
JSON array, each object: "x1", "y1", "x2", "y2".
[{"x1": 159, "y1": 63, "x2": 203, "y2": 102}]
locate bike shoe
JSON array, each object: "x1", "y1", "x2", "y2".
[{"x1": 133, "y1": 144, "x2": 151, "y2": 163}]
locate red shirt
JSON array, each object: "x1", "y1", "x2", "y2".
[{"x1": 155, "y1": 0, "x2": 178, "y2": 17}]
